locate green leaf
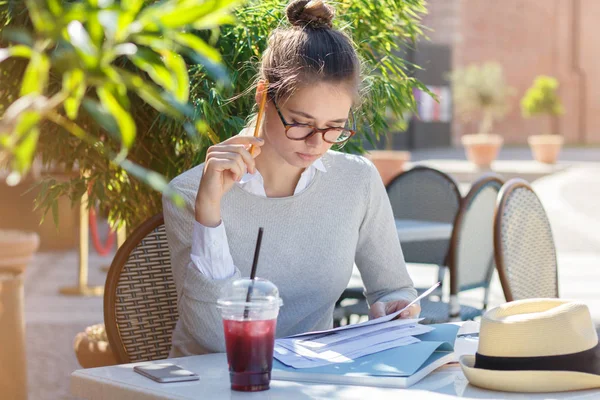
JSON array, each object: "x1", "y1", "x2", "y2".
[
  {"x1": 187, "y1": 49, "x2": 229, "y2": 85},
  {"x1": 20, "y1": 52, "x2": 50, "y2": 96},
  {"x1": 63, "y1": 69, "x2": 87, "y2": 119},
  {"x1": 192, "y1": 8, "x2": 238, "y2": 30},
  {"x1": 1, "y1": 28, "x2": 35, "y2": 47},
  {"x1": 14, "y1": 126, "x2": 40, "y2": 174},
  {"x1": 0, "y1": 45, "x2": 33, "y2": 63},
  {"x1": 111, "y1": 43, "x2": 138, "y2": 57},
  {"x1": 82, "y1": 98, "x2": 120, "y2": 138},
  {"x1": 116, "y1": 69, "x2": 195, "y2": 119},
  {"x1": 62, "y1": 2, "x2": 87, "y2": 22},
  {"x1": 97, "y1": 86, "x2": 136, "y2": 148},
  {"x1": 97, "y1": 0, "x2": 115, "y2": 9},
  {"x1": 14, "y1": 111, "x2": 41, "y2": 140},
  {"x1": 123, "y1": 0, "x2": 144, "y2": 14},
  {"x1": 128, "y1": 48, "x2": 177, "y2": 95},
  {"x1": 52, "y1": 201, "x2": 59, "y2": 228},
  {"x1": 98, "y1": 10, "x2": 119, "y2": 42},
  {"x1": 88, "y1": 11, "x2": 105, "y2": 47},
  {"x1": 171, "y1": 32, "x2": 222, "y2": 63},
  {"x1": 119, "y1": 159, "x2": 184, "y2": 207},
  {"x1": 66, "y1": 21, "x2": 98, "y2": 67},
  {"x1": 47, "y1": 0, "x2": 64, "y2": 16},
  {"x1": 24, "y1": 0, "x2": 55, "y2": 33},
  {"x1": 170, "y1": 31, "x2": 229, "y2": 84},
  {"x1": 139, "y1": 0, "x2": 240, "y2": 30},
  {"x1": 160, "y1": 50, "x2": 190, "y2": 102},
  {"x1": 101, "y1": 67, "x2": 129, "y2": 106}
]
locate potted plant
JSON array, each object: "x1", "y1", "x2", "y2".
[
  {"x1": 449, "y1": 63, "x2": 515, "y2": 169},
  {"x1": 521, "y1": 75, "x2": 564, "y2": 164}
]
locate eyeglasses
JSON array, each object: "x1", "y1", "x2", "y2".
[{"x1": 271, "y1": 97, "x2": 356, "y2": 145}]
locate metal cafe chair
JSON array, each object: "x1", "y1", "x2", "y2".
[{"x1": 419, "y1": 174, "x2": 504, "y2": 323}]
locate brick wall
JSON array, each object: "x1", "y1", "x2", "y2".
[
  {"x1": 420, "y1": 0, "x2": 597, "y2": 145},
  {"x1": 420, "y1": 0, "x2": 460, "y2": 46},
  {"x1": 449, "y1": 0, "x2": 597, "y2": 144}
]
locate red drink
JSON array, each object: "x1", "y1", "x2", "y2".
[{"x1": 223, "y1": 318, "x2": 277, "y2": 391}]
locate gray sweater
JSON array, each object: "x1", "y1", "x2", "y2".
[{"x1": 163, "y1": 151, "x2": 417, "y2": 357}]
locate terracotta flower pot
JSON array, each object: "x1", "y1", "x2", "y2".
[
  {"x1": 73, "y1": 323, "x2": 117, "y2": 368},
  {"x1": 366, "y1": 150, "x2": 411, "y2": 186},
  {"x1": 461, "y1": 134, "x2": 504, "y2": 169},
  {"x1": 528, "y1": 135, "x2": 564, "y2": 164}
]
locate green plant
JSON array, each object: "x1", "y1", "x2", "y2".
[
  {"x1": 449, "y1": 62, "x2": 514, "y2": 135},
  {"x1": 521, "y1": 75, "x2": 563, "y2": 135},
  {"x1": 0, "y1": 0, "x2": 238, "y2": 221},
  {"x1": 2, "y1": 0, "x2": 428, "y2": 231},
  {"x1": 383, "y1": 107, "x2": 412, "y2": 150}
]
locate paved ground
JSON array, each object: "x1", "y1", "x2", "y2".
[
  {"x1": 24, "y1": 251, "x2": 109, "y2": 400},
  {"x1": 16, "y1": 146, "x2": 600, "y2": 399},
  {"x1": 409, "y1": 145, "x2": 600, "y2": 162}
]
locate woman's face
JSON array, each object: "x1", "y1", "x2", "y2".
[{"x1": 260, "y1": 81, "x2": 354, "y2": 169}]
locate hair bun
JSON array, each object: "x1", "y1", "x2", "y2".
[{"x1": 286, "y1": 0, "x2": 335, "y2": 29}]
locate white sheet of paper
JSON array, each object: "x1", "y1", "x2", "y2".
[
  {"x1": 278, "y1": 322, "x2": 431, "y2": 355},
  {"x1": 273, "y1": 282, "x2": 441, "y2": 369},
  {"x1": 293, "y1": 318, "x2": 424, "y2": 348},
  {"x1": 288, "y1": 282, "x2": 440, "y2": 339},
  {"x1": 277, "y1": 323, "x2": 428, "y2": 355},
  {"x1": 274, "y1": 323, "x2": 431, "y2": 369},
  {"x1": 274, "y1": 336, "x2": 420, "y2": 368}
]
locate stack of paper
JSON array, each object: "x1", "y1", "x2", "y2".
[
  {"x1": 272, "y1": 323, "x2": 460, "y2": 389},
  {"x1": 274, "y1": 314, "x2": 434, "y2": 368}
]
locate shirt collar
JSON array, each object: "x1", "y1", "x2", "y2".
[
  {"x1": 239, "y1": 157, "x2": 327, "y2": 184},
  {"x1": 312, "y1": 158, "x2": 327, "y2": 173}
]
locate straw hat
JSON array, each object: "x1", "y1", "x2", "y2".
[{"x1": 460, "y1": 298, "x2": 600, "y2": 392}]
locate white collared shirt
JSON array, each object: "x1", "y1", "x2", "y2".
[{"x1": 190, "y1": 159, "x2": 327, "y2": 279}]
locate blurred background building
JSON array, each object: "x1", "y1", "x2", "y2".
[{"x1": 400, "y1": 0, "x2": 598, "y2": 149}]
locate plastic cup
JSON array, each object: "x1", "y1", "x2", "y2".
[{"x1": 217, "y1": 278, "x2": 282, "y2": 392}]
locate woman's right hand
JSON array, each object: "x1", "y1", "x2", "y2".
[{"x1": 195, "y1": 135, "x2": 264, "y2": 227}]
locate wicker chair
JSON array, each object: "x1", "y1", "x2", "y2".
[
  {"x1": 494, "y1": 179, "x2": 559, "y2": 302},
  {"x1": 419, "y1": 174, "x2": 504, "y2": 324},
  {"x1": 339, "y1": 166, "x2": 461, "y2": 323},
  {"x1": 104, "y1": 213, "x2": 178, "y2": 363}
]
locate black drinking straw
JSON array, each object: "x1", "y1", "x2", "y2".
[{"x1": 243, "y1": 227, "x2": 264, "y2": 319}]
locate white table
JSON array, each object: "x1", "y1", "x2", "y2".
[
  {"x1": 395, "y1": 219, "x2": 453, "y2": 243},
  {"x1": 71, "y1": 354, "x2": 600, "y2": 400}
]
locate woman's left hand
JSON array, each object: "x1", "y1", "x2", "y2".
[{"x1": 368, "y1": 300, "x2": 421, "y2": 320}]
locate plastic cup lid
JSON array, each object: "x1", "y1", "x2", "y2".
[{"x1": 217, "y1": 277, "x2": 283, "y2": 309}]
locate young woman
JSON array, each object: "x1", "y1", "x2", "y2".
[{"x1": 163, "y1": 0, "x2": 419, "y2": 357}]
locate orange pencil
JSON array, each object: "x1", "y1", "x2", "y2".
[{"x1": 250, "y1": 82, "x2": 269, "y2": 157}]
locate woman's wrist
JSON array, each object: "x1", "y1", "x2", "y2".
[{"x1": 195, "y1": 199, "x2": 222, "y2": 227}]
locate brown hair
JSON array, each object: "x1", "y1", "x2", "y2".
[{"x1": 259, "y1": 0, "x2": 361, "y2": 103}]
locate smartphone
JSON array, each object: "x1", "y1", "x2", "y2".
[{"x1": 133, "y1": 363, "x2": 199, "y2": 383}]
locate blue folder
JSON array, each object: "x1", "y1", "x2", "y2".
[{"x1": 272, "y1": 323, "x2": 459, "y2": 388}]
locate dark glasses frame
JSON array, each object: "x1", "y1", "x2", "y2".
[{"x1": 271, "y1": 96, "x2": 356, "y2": 145}]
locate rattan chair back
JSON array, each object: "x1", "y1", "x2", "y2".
[
  {"x1": 104, "y1": 213, "x2": 178, "y2": 363},
  {"x1": 494, "y1": 179, "x2": 559, "y2": 302}
]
